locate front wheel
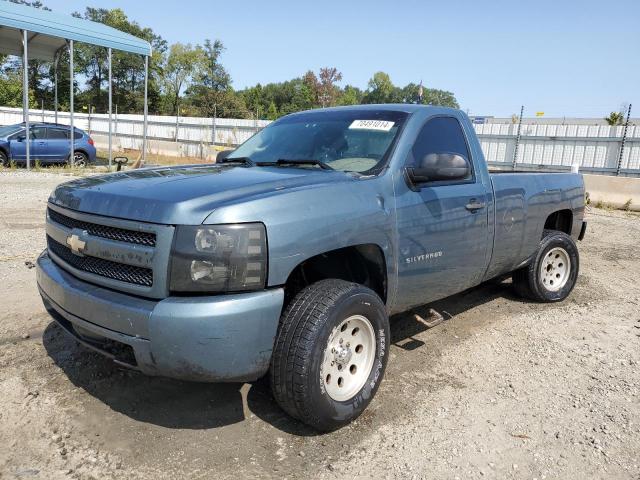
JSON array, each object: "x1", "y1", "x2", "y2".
[
  {"x1": 513, "y1": 230, "x2": 579, "y2": 302},
  {"x1": 270, "y1": 279, "x2": 390, "y2": 432},
  {"x1": 0, "y1": 150, "x2": 8, "y2": 167}
]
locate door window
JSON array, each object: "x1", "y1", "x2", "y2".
[
  {"x1": 409, "y1": 116, "x2": 473, "y2": 182},
  {"x1": 31, "y1": 126, "x2": 47, "y2": 139},
  {"x1": 48, "y1": 128, "x2": 69, "y2": 140}
]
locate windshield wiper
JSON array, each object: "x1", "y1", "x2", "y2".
[
  {"x1": 272, "y1": 158, "x2": 334, "y2": 170},
  {"x1": 217, "y1": 156, "x2": 255, "y2": 167}
]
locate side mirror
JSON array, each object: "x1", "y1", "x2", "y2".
[
  {"x1": 16, "y1": 135, "x2": 26, "y2": 142},
  {"x1": 216, "y1": 149, "x2": 235, "y2": 162},
  {"x1": 406, "y1": 153, "x2": 470, "y2": 186}
]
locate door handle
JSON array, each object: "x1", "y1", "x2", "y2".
[{"x1": 465, "y1": 199, "x2": 485, "y2": 212}]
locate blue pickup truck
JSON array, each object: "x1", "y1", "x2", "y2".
[{"x1": 36, "y1": 105, "x2": 586, "y2": 431}]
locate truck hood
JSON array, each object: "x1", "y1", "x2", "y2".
[{"x1": 49, "y1": 164, "x2": 356, "y2": 224}]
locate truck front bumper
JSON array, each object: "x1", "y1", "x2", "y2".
[{"x1": 36, "y1": 251, "x2": 284, "y2": 382}]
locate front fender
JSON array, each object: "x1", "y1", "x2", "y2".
[{"x1": 202, "y1": 176, "x2": 397, "y2": 296}]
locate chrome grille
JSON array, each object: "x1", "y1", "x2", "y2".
[
  {"x1": 47, "y1": 236, "x2": 153, "y2": 287},
  {"x1": 48, "y1": 208, "x2": 156, "y2": 247}
]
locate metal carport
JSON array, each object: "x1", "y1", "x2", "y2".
[{"x1": 0, "y1": 2, "x2": 152, "y2": 169}]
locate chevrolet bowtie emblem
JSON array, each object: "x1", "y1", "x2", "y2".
[{"x1": 66, "y1": 234, "x2": 86, "y2": 256}]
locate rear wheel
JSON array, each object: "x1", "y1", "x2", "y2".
[
  {"x1": 512, "y1": 230, "x2": 579, "y2": 302},
  {"x1": 270, "y1": 279, "x2": 389, "y2": 432},
  {"x1": 70, "y1": 151, "x2": 87, "y2": 167}
]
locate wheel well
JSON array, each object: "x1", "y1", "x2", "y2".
[
  {"x1": 544, "y1": 209, "x2": 573, "y2": 235},
  {"x1": 283, "y1": 244, "x2": 387, "y2": 307},
  {"x1": 0, "y1": 146, "x2": 8, "y2": 159}
]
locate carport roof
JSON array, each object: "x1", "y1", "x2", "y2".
[{"x1": 0, "y1": 2, "x2": 152, "y2": 60}]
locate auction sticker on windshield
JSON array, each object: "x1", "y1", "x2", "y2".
[{"x1": 349, "y1": 120, "x2": 395, "y2": 131}]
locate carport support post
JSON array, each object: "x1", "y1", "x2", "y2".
[
  {"x1": 53, "y1": 51, "x2": 59, "y2": 124},
  {"x1": 108, "y1": 48, "x2": 113, "y2": 169},
  {"x1": 22, "y1": 30, "x2": 30, "y2": 170},
  {"x1": 69, "y1": 40, "x2": 74, "y2": 166},
  {"x1": 142, "y1": 55, "x2": 149, "y2": 164}
]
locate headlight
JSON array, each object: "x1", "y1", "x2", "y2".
[{"x1": 170, "y1": 223, "x2": 267, "y2": 293}]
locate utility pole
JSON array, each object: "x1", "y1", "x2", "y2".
[
  {"x1": 512, "y1": 105, "x2": 524, "y2": 170},
  {"x1": 616, "y1": 103, "x2": 632, "y2": 176}
]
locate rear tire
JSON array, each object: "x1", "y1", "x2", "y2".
[
  {"x1": 512, "y1": 230, "x2": 579, "y2": 302},
  {"x1": 270, "y1": 279, "x2": 390, "y2": 432},
  {"x1": 70, "y1": 151, "x2": 87, "y2": 167}
]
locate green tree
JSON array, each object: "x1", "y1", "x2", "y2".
[
  {"x1": 198, "y1": 39, "x2": 231, "y2": 91},
  {"x1": 337, "y1": 85, "x2": 363, "y2": 106},
  {"x1": 71, "y1": 7, "x2": 167, "y2": 114},
  {"x1": 163, "y1": 43, "x2": 205, "y2": 115},
  {"x1": 604, "y1": 111, "x2": 624, "y2": 126},
  {"x1": 185, "y1": 39, "x2": 242, "y2": 118},
  {"x1": 398, "y1": 83, "x2": 459, "y2": 108},
  {"x1": 0, "y1": 71, "x2": 36, "y2": 108},
  {"x1": 362, "y1": 71, "x2": 395, "y2": 104},
  {"x1": 266, "y1": 101, "x2": 278, "y2": 120},
  {"x1": 7, "y1": 0, "x2": 50, "y2": 9}
]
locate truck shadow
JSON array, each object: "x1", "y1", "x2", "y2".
[
  {"x1": 42, "y1": 322, "x2": 246, "y2": 430},
  {"x1": 390, "y1": 278, "x2": 518, "y2": 350},
  {"x1": 42, "y1": 278, "x2": 519, "y2": 436}
]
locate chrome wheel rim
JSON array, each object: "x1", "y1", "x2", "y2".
[
  {"x1": 540, "y1": 247, "x2": 571, "y2": 292},
  {"x1": 321, "y1": 315, "x2": 376, "y2": 402}
]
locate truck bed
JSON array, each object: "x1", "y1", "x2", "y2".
[{"x1": 484, "y1": 171, "x2": 584, "y2": 280}]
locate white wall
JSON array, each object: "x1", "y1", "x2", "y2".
[{"x1": 2, "y1": 106, "x2": 639, "y2": 173}]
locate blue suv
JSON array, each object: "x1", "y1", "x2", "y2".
[{"x1": 0, "y1": 122, "x2": 97, "y2": 167}]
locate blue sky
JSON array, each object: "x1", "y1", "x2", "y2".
[{"x1": 43, "y1": 0, "x2": 640, "y2": 117}]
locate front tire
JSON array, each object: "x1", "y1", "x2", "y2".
[
  {"x1": 513, "y1": 230, "x2": 579, "y2": 302},
  {"x1": 0, "y1": 150, "x2": 8, "y2": 167},
  {"x1": 270, "y1": 279, "x2": 390, "y2": 432}
]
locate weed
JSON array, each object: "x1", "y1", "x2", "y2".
[{"x1": 622, "y1": 199, "x2": 632, "y2": 211}]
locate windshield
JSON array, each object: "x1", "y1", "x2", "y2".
[
  {"x1": 0, "y1": 125, "x2": 23, "y2": 138},
  {"x1": 229, "y1": 109, "x2": 408, "y2": 173}
]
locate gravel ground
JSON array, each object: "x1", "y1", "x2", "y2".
[{"x1": 0, "y1": 169, "x2": 639, "y2": 480}]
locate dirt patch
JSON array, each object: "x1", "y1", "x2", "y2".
[{"x1": 1, "y1": 170, "x2": 639, "y2": 479}]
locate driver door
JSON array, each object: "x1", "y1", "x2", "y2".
[
  {"x1": 9, "y1": 126, "x2": 46, "y2": 162},
  {"x1": 394, "y1": 116, "x2": 491, "y2": 310}
]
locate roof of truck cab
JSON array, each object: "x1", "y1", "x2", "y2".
[{"x1": 287, "y1": 104, "x2": 461, "y2": 116}]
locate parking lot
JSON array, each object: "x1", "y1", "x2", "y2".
[{"x1": 1, "y1": 169, "x2": 639, "y2": 480}]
